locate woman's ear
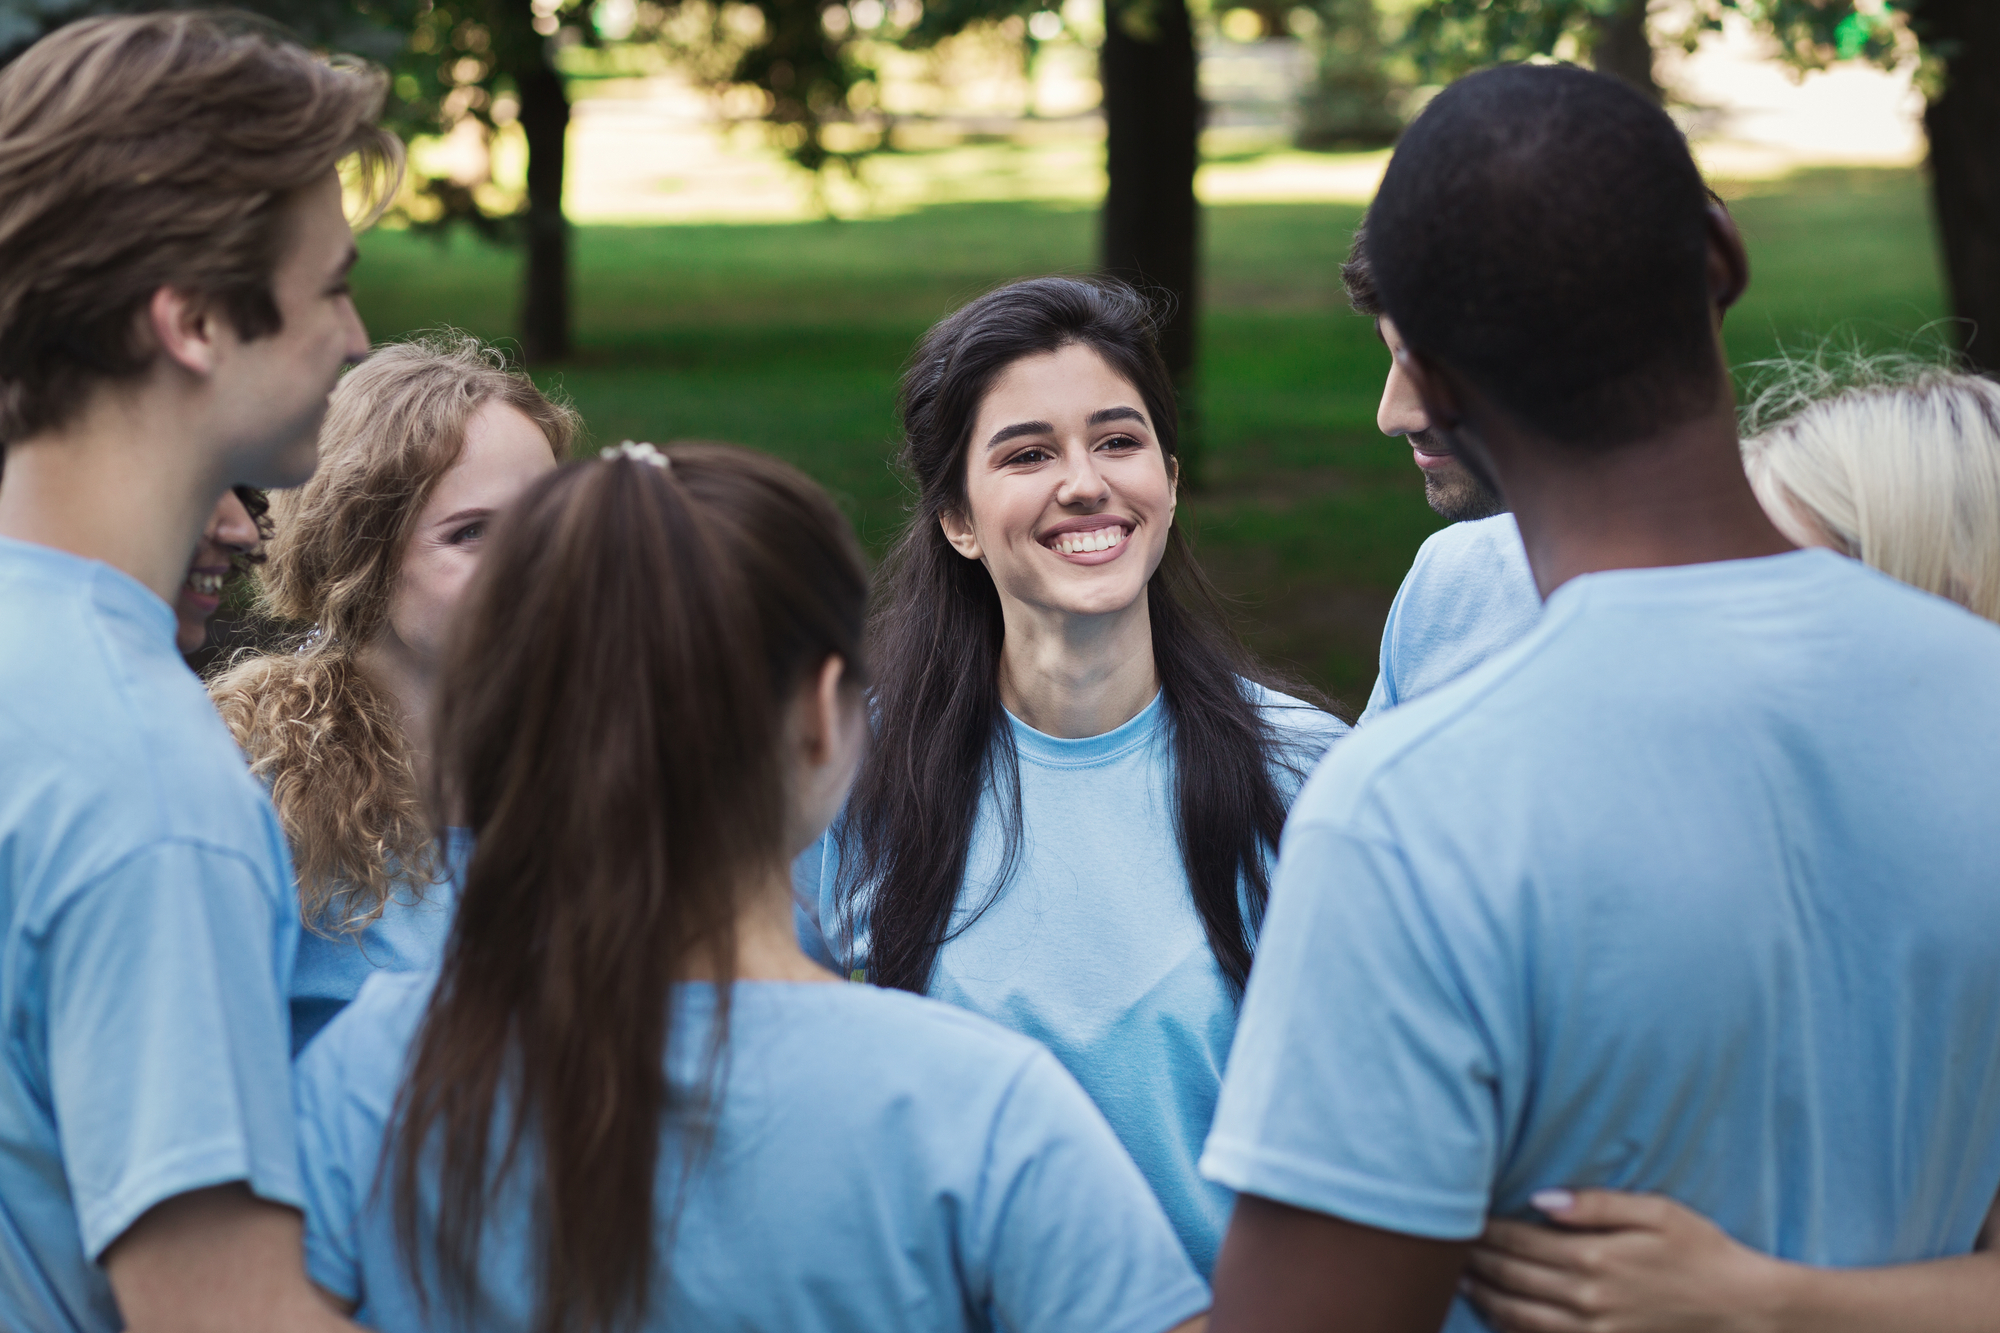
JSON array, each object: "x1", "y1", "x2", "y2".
[
  {"x1": 938, "y1": 510, "x2": 982, "y2": 561},
  {"x1": 799, "y1": 653, "x2": 848, "y2": 765}
]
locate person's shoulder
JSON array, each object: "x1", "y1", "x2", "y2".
[
  {"x1": 801, "y1": 982, "x2": 1053, "y2": 1082},
  {"x1": 1406, "y1": 513, "x2": 1525, "y2": 577},
  {"x1": 296, "y1": 970, "x2": 436, "y2": 1097},
  {"x1": 1285, "y1": 624, "x2": 1553, "y2": 835},
  {"x1": 0, "y1": 561, "x2": 285, "y2": 907},
  {"x1": 1245, "y1": 680, "x2": 1351, "y2": 749}
]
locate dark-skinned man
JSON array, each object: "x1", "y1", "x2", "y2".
[{"x1": 1199, "y1": 63, "x2": 2000, "y2": 1333}]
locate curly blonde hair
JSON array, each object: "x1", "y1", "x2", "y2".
[{"x1": 210, "y1": 334, "x2": 579, "y2": 934}]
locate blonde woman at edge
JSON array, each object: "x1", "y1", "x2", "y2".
[
  {"x1": 210, "y1": 335, "x2": 572, "y2": 1054},
  {"x1": 1464, "y1": 357, "x2": 2000, "y2": 1333}
]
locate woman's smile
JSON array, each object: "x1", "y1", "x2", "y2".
[{"x1": 1042, "y1": 517, "x2": 1135, "y2": 562}]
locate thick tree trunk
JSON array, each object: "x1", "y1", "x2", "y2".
[
  {"x1": 517, "y1": 57, "x2": 572, "y2": 363},
  {"x1": 1915, "y1": 0, "x2": 2000, "y2": 375},
  {"x1": 1591, "y1": 0, "x2": 1658, "y2": 103},
  {"x1": 1101, "y1": 0, "x2": 1202, "y2": 477}
]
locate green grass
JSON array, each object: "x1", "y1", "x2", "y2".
[{"x1": 350, "y1": 167, "x2": 1946, "y2": 708}]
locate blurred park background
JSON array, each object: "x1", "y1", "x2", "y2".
[{"x1": 6, "y1": 0, "x2": 1977, "y2": 706}]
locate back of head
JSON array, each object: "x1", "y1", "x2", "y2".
[
  {"x1": 1742, "y1": 356, "x2": 2000, "y2": 623},
  {"x1": 209, "y1": 334, "x2": 575, "y2": 932},
  {"x1": 1367, "y1": 63, "x2": 1718, "y2": 446},
  {"x1": 399, "y1": 444, "x2": 867, "y2": 1333},
  {"x1": 0, "y1": 12, "x2": 402, "y2": 441}
]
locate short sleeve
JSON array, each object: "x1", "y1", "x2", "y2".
[
  {"x1": 975, "y1": 1050, "x2": 1210, "y2": 1333},
  {"x1": 293, "y1": 1034, "x2": 368, "y2": 1303},
  {"x1": 1201, "y1": 824, "x2": 1506, "y2": 1240},
  {"x1": 43, "y1": 841, "x2": 302, "y2": 1258}
]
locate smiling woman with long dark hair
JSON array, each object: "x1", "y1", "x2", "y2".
[{"x1": 799, "y1": 277, "x2": 1350, "y2": 1274}]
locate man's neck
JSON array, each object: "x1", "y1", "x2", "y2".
[
  {"x1": 1494, "y1": 406, "x2": 1795, "y2": 600},
  {"x1": 0, "y1": 388, "x2": 225, "y2": 605},
  {"x1": 996, "y1": 594, "x2": 1160, "y2": 740}
]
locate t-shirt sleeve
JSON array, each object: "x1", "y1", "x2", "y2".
[
  {"x1": 292, "y1": 1029, "x2": 369, "y2": 1304},
  {"x1": 974, "y1": 1049, "x2": 1210, "y2": 1333},
  {"x1": 42, "y1": 840, "x2": 302, "y2": 1258},
  {"x1": 1201, "y1": 823, "x2": 1508, "y2": 1241}
]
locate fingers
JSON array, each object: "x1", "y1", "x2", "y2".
[
  {"x1": 1466, "y1": 1244, "x2": 1593, "y2": 1307},
  {"x1": 1463, "y1": 1274, "x2": 1593, "y2": 1333},
  {"x1": 1538, "y1": 1188, "x2": 1679, "y2": 1231},
  {"x1": 1478, "y1": 1219, "x2": 1608, "y2": 1270}
]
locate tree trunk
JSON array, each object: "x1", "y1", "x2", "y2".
[
  {"x1": 517, "y1": 56, "x2": 572, "y2": 363},
  {"x1": 1101, "y1": 0, "x2": 1202, "y2": 479},
  {"x1": 1915, "y1": 0, "x2": 2000, "y2": 375},
  {"x1": 1591, "y1": 0, "x2": 1658, "y2": 103}
]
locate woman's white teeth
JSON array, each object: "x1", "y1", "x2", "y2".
[
  {"x1": 185, "y1": 571, "x2": 225, "y2": 597},
  {"x1": 1052, "y1": 528, "x2": 1128, "y2": 555}
]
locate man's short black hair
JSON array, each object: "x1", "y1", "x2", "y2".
[
  {"x1": 1341, "y1": 226, "x2": 1382, "y2": 319},
  {"x1": 1368, "y1": 63, "x2": 1720, "y2": 447}
]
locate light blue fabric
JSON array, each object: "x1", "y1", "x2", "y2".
[
  {"x1": 290, "y1": 829, "x2": 467, "y2": 1055},
  {"x1": 1204, "y1": 551, "x2": 2000, "y2": 1332},
  {"x1": 1359, "y1": 513, "x2": 1541, "y2": 723},
  {"x1": 297, "y1": 972, "x2": 1209, "y2": 1333},
  {"x1": 798, "y1": 683, "x2": 1346, "y2": 1274},
  {"x1": 0, "y1": 537, "x2": 303, "y2": 1333}
]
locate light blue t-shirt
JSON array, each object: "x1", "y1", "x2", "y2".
[
  {"x1": 1204, "y1": 551, "x2": 2000, "y2": 1332},
  {"x1": 297, "y1": 972, "x2": 1209, "y2": 1332},
  {"x1": 0, "y1": 537, "x2": 304, "y2": 1333},
  {"x1": 799, "y1": 684, "x2": 1347, "y2": 1274},
  {"x1": 290, "y1": 830, "x2": 467, "y2": 1055},
  {"x1": 1359, "y1": 513, "x2": 1540, "y2": 723}
]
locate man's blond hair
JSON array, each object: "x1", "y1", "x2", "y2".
[{"x1": 0, "y1": 11, "x2": 403, "y2": 441}]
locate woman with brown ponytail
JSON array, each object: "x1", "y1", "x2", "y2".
[
  {"x1": 291, "y1": 444, "x2": 1211, "y2": 1333},
  {"x1": 209, "y1": 334, "x2": 571, "y2": 1052}
]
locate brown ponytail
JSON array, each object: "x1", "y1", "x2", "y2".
[{"x1": 392, "y1": 444, "x2": 868, "y2": 1333}]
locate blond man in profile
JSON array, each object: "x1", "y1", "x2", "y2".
[{"x1": 0, "y1": 14, "x2": 399, "y2": 1331}]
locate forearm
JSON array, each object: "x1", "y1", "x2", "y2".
[
  {"x1": 1764, "y1": 1250, "x2": 2000, "y2": 1333},
  {"x1": 1210, "y1": 1194, "x2": 1467, "y2": 1333}
]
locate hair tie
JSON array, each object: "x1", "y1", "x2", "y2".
[{"x1": 602, "y1": 440, "x2": 670, "y2": 470}]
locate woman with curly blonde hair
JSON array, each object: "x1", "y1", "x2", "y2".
[{"x1": 211, "y1": 333, "x2": 574, "y2": 1053}]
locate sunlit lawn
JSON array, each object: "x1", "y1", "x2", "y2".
[{"x1": 351, "y1": 165, "x2": 1944, "y2": 708}]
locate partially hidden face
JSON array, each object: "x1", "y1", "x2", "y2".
[
  {"x1": 1377, "y1": 315, "x2": 1504, "y2": 524},
  {"x1": 210, "y1": 172, "x2": 370, "y2": 490},
  {"x1": 945, "y1": 342, "x2": 1177, "y2": 621},
  {"x1": 174, "y1": 488, "x2": 261, "y2": 654},
  {"x1": 383, "y1": 400, "x2": 559, "y2": 669}
]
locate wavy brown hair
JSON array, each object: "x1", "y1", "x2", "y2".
[
  {"x1": 391, "y1": 445, "x2": 869, "y2": 1333},
  {"x1": 208, "y1": 335, "x2": 576, "y2": 935},
  {"x1": 0, "y1": 11, "x2": 402, "y2": 440}
]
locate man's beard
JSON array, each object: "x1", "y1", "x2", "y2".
[{"x1": 1413, "y1": 429, "x2": 1506, "y2": 522}]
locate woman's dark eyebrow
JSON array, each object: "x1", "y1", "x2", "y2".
[
  {"x1": 1087, "y1": 406, "x2": 1147, "y2": 427},
  {"x1": 987, "y1": 420, "x2": 1054, "y2": 449},
  {"x1": 433, "y1": 506, "x2": 491, "y2": 530},
  {"x1": 987, "y1": 406, "x2": 1149, "y2": 450}
]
